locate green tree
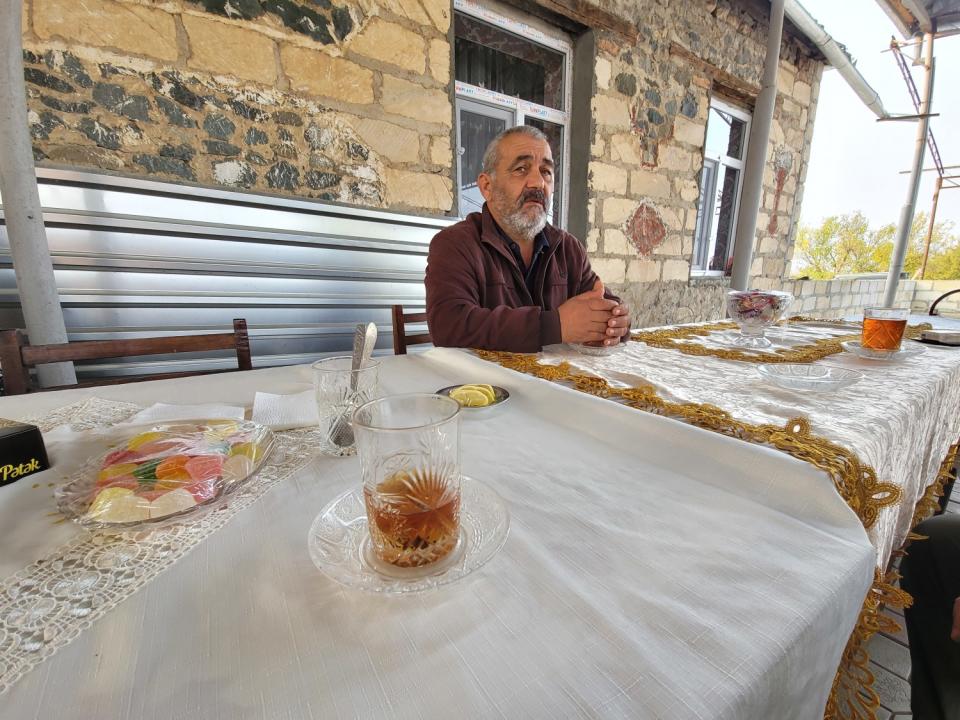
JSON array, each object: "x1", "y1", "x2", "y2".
[
  {"x1": 793, "y1": 212, "x2": 960, "y2": 280},
  {"x1": 926, "y1": 245, "x2": 960, "y2": 279},
  {"x1": 794, "y1": 212, "x2": 873, "y2": 279}
]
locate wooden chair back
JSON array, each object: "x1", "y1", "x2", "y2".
[
  {"x1": 0, "y1": 319, "x2": 252, "y2": 395},
  {"x1": 391, "y1": 305, "x2": 432, "y2": 355}
]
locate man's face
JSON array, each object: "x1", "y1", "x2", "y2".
[{"x1": 478, "y1": 134, "x2": 554, "y2": 242}]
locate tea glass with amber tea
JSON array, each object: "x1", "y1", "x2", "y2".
[
  {"x1": 862, "y1": 307, "x2": 909, "y2": 351},
  {"x1": 353, "y1": 394, "x2": 461, "y2": 569}
]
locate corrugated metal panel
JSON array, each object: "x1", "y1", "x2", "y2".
[{"x1": 0, "y1": 169, "x2": 448, "y2": 378}]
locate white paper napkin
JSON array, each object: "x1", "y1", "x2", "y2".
[
  {"x1": 251, "y1": 390, "x2": 319, "y2": 430},
  {"x1": 125, "y1": 402, "x2": 246, "y2": 425}
]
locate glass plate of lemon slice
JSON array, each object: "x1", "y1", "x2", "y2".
[{"x1": 436, "y1": 384, "x2": 510, "y2": 414}]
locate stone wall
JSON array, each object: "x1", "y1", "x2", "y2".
[
  {"x1": 21, "y1": 0, "x2": 453, "y2": 214},
  {"x1": 912, "y1": 280, "x2": 960, "y2": 316},
  {"x1": 584, "y1": 0, "x2": 823, "y2": 326},
  {"x1": 782, "y1": 277, "x2": 917, "y2": 320},
  {"x1": 20, "y1": 0, "x2": 825, "y2": 326}
]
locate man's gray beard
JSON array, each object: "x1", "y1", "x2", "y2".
[
  {"x1": 501, "y1": 208, "x2": 547, "y2": 242},
  {"x1": 491, "y1": 184, "x2": 550, "y2": 241}
]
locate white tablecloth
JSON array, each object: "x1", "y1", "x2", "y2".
[
  {"x1": 541, "y1": 319, "x2": 960, "y2": 570},
  {"x1": 0, "y1": 350, "x2": 874, "y2": 719}
]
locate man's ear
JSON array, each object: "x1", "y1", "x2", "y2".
[{"x1": 478, "y1": 172, "x2": 493, "y2": 202}]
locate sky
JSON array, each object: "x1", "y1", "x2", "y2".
[{"x1": 797, "y1": 0, "x2": 959, "y2": 234}]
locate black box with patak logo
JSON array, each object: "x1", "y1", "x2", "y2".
[{"x1": 0, "y1": 421, "x2": 50, "y2": 487}]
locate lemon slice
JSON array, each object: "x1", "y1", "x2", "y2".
[
  {"x1": 449, "y1": 387, "x2": 491, "y2": 407},
  {"x1": 461, "y1": 384, "x2": 496, "y2": 404},
  {"x1": 128, "y1": 431, "x2": 169, "y2": 450}
]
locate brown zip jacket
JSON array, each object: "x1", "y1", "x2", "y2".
[{"x1": 424, "y1": 205, "x2": 618, "y2": 352}]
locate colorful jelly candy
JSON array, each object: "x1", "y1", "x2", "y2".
[{"x1": 83, "y1": 423, "x2": 270, "y2": 524}]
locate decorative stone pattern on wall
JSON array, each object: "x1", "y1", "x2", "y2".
[
  {"x1": 186, "y1": 0, "x2": 357, "y2": 45},
  {"x1": 22, "y1": 0, "x2": 453, "y2": 214},
  {"x1": 585, "y1": 0, "x2": 822, "y2": 323}
]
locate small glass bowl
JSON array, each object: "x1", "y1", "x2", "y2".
[
  {"x1": 757, "y1": 364, "x2": 863, "y2": 392},
  {"x1": 726, "y1": 290, "x2": 794, "y2": 349}
]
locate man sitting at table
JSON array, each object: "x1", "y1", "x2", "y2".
[{"x1": 424, "y1": 126, "x2": 630, "y2": 353}]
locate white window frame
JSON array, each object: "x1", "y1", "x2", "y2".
[
  {"x1": 691, "y1": 98, "x2": 752, "y2": 277},
  {"x1": 455, "y1": 98, "x2": 514, "y2": 216},
  {"x1": 453, "y1": 0, "x2": 573, "y2": 228}
]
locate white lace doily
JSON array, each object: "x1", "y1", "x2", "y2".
[{"x1": 0, "y1": 398, "x2": 319, "y2": 695}]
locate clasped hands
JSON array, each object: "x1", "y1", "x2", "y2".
[{"x1": 558, "y1": 279, "x2": 630, "y2": 346}]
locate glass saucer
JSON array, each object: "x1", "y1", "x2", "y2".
[
  {"x1": 757, "y1": 363, "x2": 863, "y2": 392},
  {"x1": 840, "y1": 340, "x2": 925, "y2": 361},
  {"x1": 571, "y1": 342, "x2": 623, "y2": 356},
  {"x1": 307, "y1": 476, "x2": 510, "y2": 595}
]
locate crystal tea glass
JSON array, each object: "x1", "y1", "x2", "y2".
[
  {"x1": 312, "y1": 356, "x2": 380, "y2": 456},
  {"x1": 353, "y1": 394, "x2": 461, "y2": 568},
  {"x1": 862, "y1": 307, "x2": 909, "y2": 351}
]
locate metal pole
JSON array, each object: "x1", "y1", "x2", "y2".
[
  {"x1": 883, "y1": 31, "x2": 935, "y2": 307},
  {"x1": 729, "y1": 0, "x2": 784, "y2": 291},
  {"x1": 0, "y1": 0, "x2": 75, "y2": 387},
  {"x1": 917, "y1": 175, "x2": 942, "y2": 279}
]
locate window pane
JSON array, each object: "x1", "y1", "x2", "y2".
[
  {"x1": 692, "y1": 158, "x2": 718, "y2": 270},
  {"x1": 704, "y1": 107, "x2": 747, "y2": 161},
  {"x1": 710, "y1": 166, "x2": 740, "y2": 272},
  {"x1": 524, "y1": 117, "x2": 562, "y2": 225},
  {"x1": 454, "y1": 13, "x2": 565, "y2": 110},
  {"x1": 725, "y1": 115, "x2": 746, "y2": 159},
  {"x1": 458, "y1": 108, "x2": 509, "y2": 215}
]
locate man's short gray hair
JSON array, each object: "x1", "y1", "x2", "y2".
[{"x1": 480, "y1": 125, "x2": 549, "y2": 177}]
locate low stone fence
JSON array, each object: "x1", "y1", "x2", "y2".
[
  {"x1": 912, "y1": 280, "x2": 960, "y2": 316},
  {"x1": 630, "y1": 275, "x2": 927, "y2": 328},
  {"x1": 757, "y1": 276, "x2": 917, "y2": 320},
  {"x1": 776, "y1": 277, "x2": 960, "y2": 320}
]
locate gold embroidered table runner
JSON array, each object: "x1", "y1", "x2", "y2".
[{"x1": 629, "y1": 318, "x2": 930, "y2": 364}]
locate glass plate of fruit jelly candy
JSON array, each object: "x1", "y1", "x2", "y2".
[{"x1": 56, "y1": 420, "x2": 275, "y2": 531}]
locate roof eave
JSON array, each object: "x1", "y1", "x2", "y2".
[{"x1": 874, "y1": 0, "x2": 931, "y2": 36}]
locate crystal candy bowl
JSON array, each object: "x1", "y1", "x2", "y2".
[
  {"x1": 726, "y1": 290, "x2": 794, "y2": 348},
  {"x1": 56, "y1": 420, "x2": 275, "y2": 532},
  {"x1": 757, "y1": 363, "x2": 863, "y2": 392}
]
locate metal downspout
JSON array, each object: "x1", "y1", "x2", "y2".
[
  {"x1": 883, "y1": 31, "x2": 935, "y2": 306},
  {"x1": 729, "y1": 0, "x2": 785, "y2": 290},
  {"x1": 0, "y1": 0, "x2": 75, "y2": 387}
]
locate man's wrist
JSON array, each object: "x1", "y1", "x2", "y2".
[{"x1": 540, "y1": 309, "x2": 562, "y2": 347}]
